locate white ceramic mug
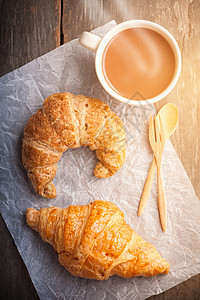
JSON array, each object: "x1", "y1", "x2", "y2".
[{"x1": 79, "y1": 20, "x2": 181, "y2": 106}]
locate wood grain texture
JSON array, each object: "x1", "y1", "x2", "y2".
[
  {"x1": 0, "y1": 0, "x2": 199, "y2": 299},
  {"x1": 148, "y1": 273, "x2": 200, "y2": 300},
  {"x1": 0, "y1": 0, "x2": 61, "y2": 77},
  {"x1": 0, "y1": 0, "x2": 60, "y2": 299},
  {"x1": 153, "y1": 0, "x2": 200, "y2": 201},
  {"x1": 0, "y1": 214, "x2": 39, "y2": 299}
]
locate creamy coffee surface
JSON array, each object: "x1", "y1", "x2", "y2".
[{"x1": 102, "y1": 28, "x2": 176, "y2": 100}]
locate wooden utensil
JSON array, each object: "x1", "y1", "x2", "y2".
[
  {"x1": 149, "y1": 114, "x2": 167, "y2": 231},
  {"x1": 138, "y1": 103, "x2": 178, "y2": 216}
]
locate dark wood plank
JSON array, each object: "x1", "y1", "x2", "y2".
[
  {"x1": 0, "y1": 1, "x2": 61, "y2": 298},
  {"x1": 63, "y1": 0, "x2": 125, "y2": 42},
  {"x1": 0, "y1": 214, "x2": 39, "y2": 300},
  {"x1": 148, "y1": 274, "x2": 200, "y2": 300},
  {"x1": 0, "y1": 0, "x2": 61, "y2": 77}
]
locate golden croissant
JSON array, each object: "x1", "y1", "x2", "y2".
[
  {"x1": 22, "y1": 93, "x2": 126, "y2": 199},
  {"x1": 26, "y1": 200, "x2": 170, "y2": 280}
]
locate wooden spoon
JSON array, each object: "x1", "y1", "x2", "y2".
[{"x1": 138, "y1": 103, "x2": 178, "y2": 216}]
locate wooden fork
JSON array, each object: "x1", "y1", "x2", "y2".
[{"x1": 149, "y1": 114, "x2": 167, "y2": 232}]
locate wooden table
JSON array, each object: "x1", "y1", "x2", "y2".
[{"x1": 0, "y1": 0, "x2": 199, "y2": 299}]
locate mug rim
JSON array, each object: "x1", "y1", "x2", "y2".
[{"x1": 95, "y1": 20, "x2": 182, "y2": 106}]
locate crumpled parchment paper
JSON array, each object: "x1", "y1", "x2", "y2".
[{"x1": 0, "y1": 21, "x2": 200, "y2": 300}]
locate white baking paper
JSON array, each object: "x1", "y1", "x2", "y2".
[{"x1": 0, "y1": 21, "x2": 200, "y2": 300}]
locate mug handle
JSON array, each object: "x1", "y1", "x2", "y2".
[{"x1": 79, "y1": 32, "x2": 102, "y2": 52}]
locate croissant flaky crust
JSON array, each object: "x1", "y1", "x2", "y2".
[
  {"x1": 26, "y1": 200, "x2": 170, "y2": 280},
  {"x1": 22, "y1": 93, "x2": 126, "y2": 199}
]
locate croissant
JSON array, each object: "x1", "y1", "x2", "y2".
[
  {"x1": 22, "y1": 93, "x2": 126, "y2": 199},
  {"x1": 26, "y1": 200, "x2": 170, "y2": 280}
]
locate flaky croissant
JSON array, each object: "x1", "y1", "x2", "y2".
[
  {"x1": 26, "y1": 200, "x2": 170, "y2": 280},
  {"x1": 22, "y1": 93, "x2": 126, "y2": 199}
]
